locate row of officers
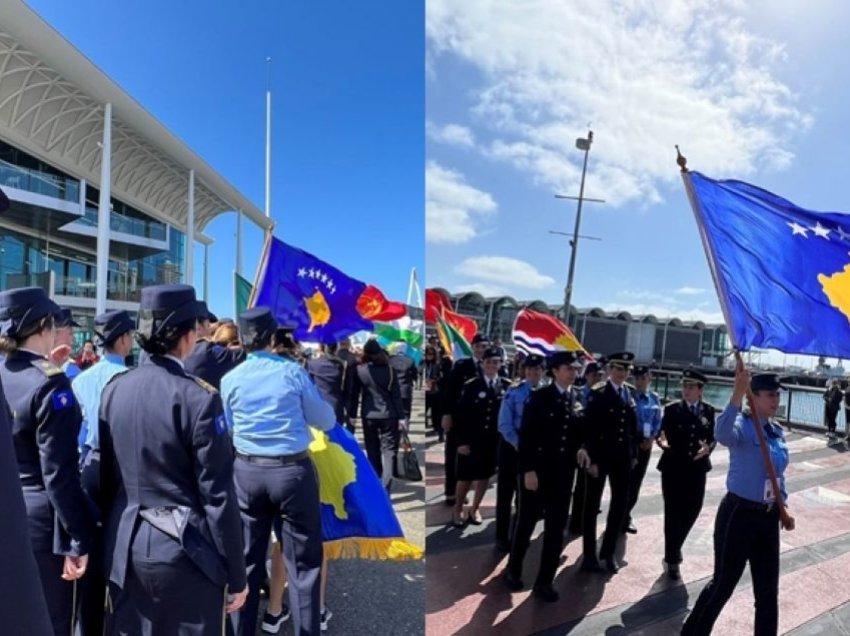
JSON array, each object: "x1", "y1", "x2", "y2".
[
  {"x1": 441, "y1": 341, "x2": 792, "y2": 633},
  {"x1": 0, "y1": 283, "x2": 396, "y2": 636}
]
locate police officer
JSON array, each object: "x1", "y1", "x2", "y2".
[
  {"x1": 656, "y1": 369, "x2": 716, "y2": 580},
  {"x1": 306, "y1": 342, "x2": 354, "y2": 432},
  {"x1": 495, "y1": 353, "x2": 544, "y2": 552},
  {"x1": 98, "y1": 284, "x2": 247, "y2": 635},
  {"x1": 183, "y1": 301, "x2": 242, "y2": 389},
  {"x1": 452, "y1": 347, "x2": 510, "y2": 526},
  {"x1": 682, "y1": 362, "x2": 794, "y2": 635},
  {"x1": 568, "y1": 359, "x2": 605, "y2": 536},
  {"x1": 623, "y1": 365, "x2": 663, "y2": 535},
  {"x1": 71, "y1": 310, "x2": 135, "y2": 636},
  {"x1": 578, "y1": 352, "x2": 639, "y2": 573},
  {"x1": 53, "y1": 308, "x2": 83, "y2": 380},
  {"x1": 504, "y1": 351, "x2": 584, "y2": 602},
  {"x1": 222, "y1": 306, "x2": 336, "y2": 636},
  {"x1": 0, "y1": 287, "x2": 93, "y2": 635},
  {"x1": 441, "y1": 333, "x2": 489, "y2": 506}
]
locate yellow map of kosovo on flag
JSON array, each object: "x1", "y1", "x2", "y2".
[{"x1": 308, "y1": 425, "x2": 423, "y2": 561}]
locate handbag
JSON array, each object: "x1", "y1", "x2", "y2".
[{"x1": 394, "y1": 430, "x2": 422, "y2": 482}]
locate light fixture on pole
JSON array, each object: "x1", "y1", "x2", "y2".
[{"x1": 555, "y1": 130, "x2": 604, "y2": 328}]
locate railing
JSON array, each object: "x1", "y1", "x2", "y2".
[
  {"x1": 0, "y1": 160, "x2": 79, "y2": 203},
  {"x1": 80, "y1": 207, "x2": 167, "y2": 241}
]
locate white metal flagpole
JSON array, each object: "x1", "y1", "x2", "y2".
[{"x1": 265, "y1": 57, "x2": 272, "y2": 220}]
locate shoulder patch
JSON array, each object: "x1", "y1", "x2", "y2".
[
  {"x1": 510, "y1": 378, "x2": 522, "y2": 388},
  {"x1": 31, "y1": 358, "x2": 63, "y2": 377},
  {"x1": 194, "y1": 377, "x2": 218, "y2": 393},
  {"x1": 464, "y1": 377, "x2": 478, "y2": 385},
  {"x1": 214, "y1": 413, "x2": 228, "y2": 435},
  {"x1": 52, "y1": 389, "x2": 75, "y2": 410}
]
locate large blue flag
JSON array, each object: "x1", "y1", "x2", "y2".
[
  {"x1": 686, "y1": 171, "x2": 850, "y2": 357},
  {"x1": 252, "y1": 237, "x2": 374, "y2": 343},
  {"x1": 308, "y1": 424, "x2": 422, "y2": 560}
]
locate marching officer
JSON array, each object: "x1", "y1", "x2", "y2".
[
  {"x1": 452, "y1": 346, "x2": 510, "y2": 526},
  {"x1": 222, "y1": 306, "x2": 336, "y2": 636},
  {"x1": 657, "y1": 369, "x2": 716, "y2": 580},
  {"x1": 623, "y1": 365, "x2": 663, "y2": 535},
  {"x1": 495, "y1": 354, "x2": 545, "y2": 552},
  {"x1": 72, "y1": 310, "x2": 135, "y2": 636},
  {"x1": 0, "y1": 287, "x2": 93, "y2": 635},
  {"x1": 441, "y1": 333, "x2": 489, "y2": 506},
  {"x1": 184, "y1": 302, "x2": 242, "y2": 389},
  {"x1": 578, "y1": 352, "x2": 639, "y2": 573},
  {"x1": 568, "y1": 359, "x2": 605, "y2": 536},
  {"x1": 504, "y1": 351, "x2": 584, "y2": 602},
  {"x1": 98, "y1": 284, "x2": 247, "y2": 634},
  {"x1": 306, "y1": 342, "x2": 354, "y2": 431}
]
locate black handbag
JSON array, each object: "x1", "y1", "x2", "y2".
[{"x1": 394, "y1": 431, "x2": 422, "y2": 482}]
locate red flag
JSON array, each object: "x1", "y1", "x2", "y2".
[
  {"x1": 443, "y1": 308, "x2": 478, "y2": 343},
  {"x1": 425, "y1": 288, "x2": 451, "y2": 324},
  {"x1": 356, "y1": 285, "x2": 407, "y2": 322}
]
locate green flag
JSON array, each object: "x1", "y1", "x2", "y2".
[{"x1": 234, "y1": 272, "x2": 253, "y2": 316}]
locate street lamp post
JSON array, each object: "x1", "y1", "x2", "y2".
[{"x1": 558, "y1": 130, "x2": 596, "y2": 328}]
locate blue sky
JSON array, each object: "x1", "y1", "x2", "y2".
[
  {"x1": 28, "y1": 0, "x2": 424, "y2": 317},
  {"x1": 426, "y1": 0, "x2": 850, "y2": 369}
]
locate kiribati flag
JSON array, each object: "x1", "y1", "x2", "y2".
[
  {"x1": 511, "y1": 308, "x2": 587, "y2": 357},
  {"x1": 308, "y1": 425, "x2": 422, "y2": 560}
]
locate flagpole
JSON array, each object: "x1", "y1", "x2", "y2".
[
  {"x1": 247, "y1": 228, "x2": 274, "y2": 309},
  {"x1": 265, "y1": 57, "x2": 272, "y2": 220},
  {"x1": 678, "y1": 147, "x2": 792, "y2": 530}
]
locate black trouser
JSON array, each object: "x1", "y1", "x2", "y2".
[
  {"x1": 661, "y1": 467, "x2": 707, "y2": 564},
  {"x1": 495, "y1": 441, "x2": 518, "y2": 544},
  {"x1": 34, "y1": 550, "x2": 75, "y2": 636},
  {"x1": 231, "y1": 456, "x2": 323, "y2": 636},
  {"x1": 426, "y1": 393, "x2": 443, "y2": 439},
  {"x1": 362, "y1": 418, "x2": 401, "y2": 481},
  {"x1": 106, "y1": 521, "x2": 226, "y2": 636},
  {"x1": 826, "y1": 406, "x2": 838, "y2": 433},
  {"x1": 583, "y1": 461, "x2": 631, "y2": 560},
  {"x1": 444, "y1": 429, "x2": 458, "y2": 499},
  {"x1": 77, "y1": 451, "x2": 104, "y2": 636},
  {"x1": 568, "y1": 468, "x2": 586, "y2": 534},
  {"x1": 624, "y1": 445, "x2": 651, "y2": 527},
  {"x1": 508, "y1": 463, "x2": 575, "y2": 587},
  {"x1": 682, "y1": 493, "x2": 780, "y2": 636}
]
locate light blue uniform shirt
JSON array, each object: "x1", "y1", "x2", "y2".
[
  {"x1": 221, "y1": 351, "x2": 335, "y2": 456},
  {"x1": 498, "y1": 381, "x2": 534, "y2": 449},
  {"x1": 72, "y1": 353, "x2": 127, "y2": 451},
  {"x1": 715, "y1": 402, "x2": 789, "y2": 504},
  {"x1": 634, "y1": 390, "x2": 662, "y2": 439}
]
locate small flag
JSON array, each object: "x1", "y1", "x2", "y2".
[{"x1": 511, "y1": 308, "x2": 587, "y2": 357}]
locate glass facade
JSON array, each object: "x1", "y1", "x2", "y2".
[
  {"x1": 0, "y1": 140, "x2": 80, "y2": 203},
  {"x1": 84, "y1": 185, "x2": 168, "y2": 241}
]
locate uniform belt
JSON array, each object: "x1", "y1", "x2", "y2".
[
  {"x1": 726, "y1": 492, "x2": 778, "y2": 513},
  {"x1": 235, "y1": 450, "x2": 309, "y2": 466}
]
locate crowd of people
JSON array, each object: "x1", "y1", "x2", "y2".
[
  {"x1": 0, "y1": 282, "x2": 418, "y2": 636},
  {"x1": 427, "y1": 334, "x2": 793, "y2": 633}
]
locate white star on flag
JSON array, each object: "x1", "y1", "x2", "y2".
[
  {"x1": 297, "y1": 267, "x2": 307, "y2": 278},
  {"x1": 787, "y1": 221, "x2": 809, "y2": 237},
  {"x1": 811, "y1": 222, "x2": 831, "y2": 240},
  {"x1": 320, "y1": 273, "x2": 328, "y2": 283},
  {"x1": 837, "y1": 226, "x2": 850, "y2": 242},
  {"x1": 309, "y1": 268, "x2": 317, "y2": 278}
]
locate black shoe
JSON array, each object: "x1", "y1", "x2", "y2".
[
  {"x1": 604, "y1": 556, "x2": 621, "y2": 573},
  {"x1": 664, "y1": 560, "x2": 681, "y2": 580},
  {"x1": 580, "y1": 556, "x2": 603, "y2": 572},
  {"x1": 261, "y1": 604, "x2": 291, "y2": 633},
  {"x1": 532, "y1": 584, "x2": 559, "y2": 603},
  {"x1": 495, "y1": 538, "x2": 511, "y2": 553},
  {"x1": 503, "y1": 571, "x2": 524, "y2": 591},
  {"x1": 624, "y1": 522, "x2": 637, "y2": 534}
]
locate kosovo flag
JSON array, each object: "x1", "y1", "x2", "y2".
[
  {"x1": 686, "y1": 171, "x2": 850, "y2": 357},
  {"x1": 253, "y1": 237, "x2": 374, "y2": 343},
  {"x1": 308, "y1": 424, "x2": 422, "y2": 560}
]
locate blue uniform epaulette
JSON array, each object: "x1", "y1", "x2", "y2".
[
  {"x1": 30, "y1": 358, "x2": 63, "y2": 377},
  {"x1": 510, "y1": 379, "x2": 522, "y2": 388}
]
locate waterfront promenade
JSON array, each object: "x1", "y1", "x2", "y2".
[{"x1": 426, "y1": 424, "x2": 850, "y2": 635}]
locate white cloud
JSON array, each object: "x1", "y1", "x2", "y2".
[
  {"x1": 426, "y1": 161, "x2": 497, "y2": 244},
  {"x1": 427, "y1": 0, "x2": 812, "y2": 207},
  {"x1": 426, "y1": 121, "x2": 476, "y2": 148},
  {"x1": 455, "y1": 256, "x2": 556, "y2": 289},
  {"x1": 595, "y1": 302, "x2": 725, "y2": 324},
  {"x1": 676, "y1": 286, "x2": 708, "y2": 295},
  {"x1": 452, "y1": 281, "x2": 510, "y2": 297}
]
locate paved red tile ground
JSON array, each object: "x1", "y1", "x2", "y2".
[{"x1": 425, "y1": 428, "x2": 850, "y2": 635}]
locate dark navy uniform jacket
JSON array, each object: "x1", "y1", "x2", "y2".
[
  {"x1": 1, "y1": 350, "x2": 93, "y2": 556},
  {"x1": 388, "y1": 354, "x2": 418, "y2": 405},
  {"x1": 455, "y1": 375, "x2": 511, "y2": 448},
  {"x1": 0, "y1": 373, "x2": 53, "y2": 636},
  {"x1": 184, "y1": 339, "x2": 243, "y2": 390},
  {"x1": 583, "y1": 380, "x2": 639, "y2": 470},
  {"x1": 349, "y1": 363, "x2": 406, "y2": 420},
  {"x1": 657, "y1": 400, "x2": 717, "y2": 473},
  {"x1": 445, "y1": 357, "x2": 483, "y2": 419},
  {"x1": 518, "y1": 383, "x2": 583, "y2": 475},
  {"x1": 306, "y1": 355, "x2": 353, "y2": 423},
  {"x1": 98, "y1": 355, "x2": 246, "y2": 592}
]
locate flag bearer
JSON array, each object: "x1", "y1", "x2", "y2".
[
  {"x1": 98, "y1": 284, "x2": 247, "y2": 635},
  {"x1": 0, "y1": 287, "x2": 94, "y2": 636},
  {"x1": 503, "y1": 352, "x2": 584, "y2": 602},
  {"x1": 578, "y1": 352, "x2": 639, "y2": 574},
  {"x1": 495, "y1": 354, "x2": 545, "y2": 552},
  {"x1": 568, "y1": 360, "x2": 605, "y2": 536},
  {"x1": 222, "y1": 306, "x2": 336, "y2": 636}
]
